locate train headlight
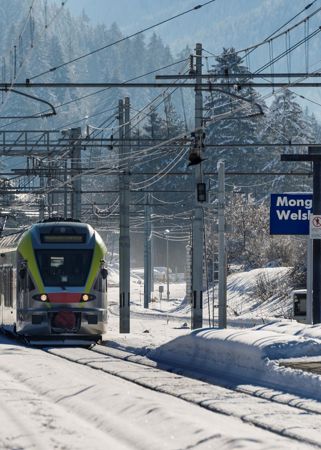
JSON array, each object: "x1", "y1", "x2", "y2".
[
  {"x1": 32, "y1": 293, "x2": 49, "y2": 302},
  {"x1": 81, "y1": 293, "x2": 95, "y2": 302}
]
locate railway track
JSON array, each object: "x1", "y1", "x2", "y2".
[
  {"x1": 3, "y1": 324, "x2": 321, "y2": 448},
  {"x1": 43, "y1": 342, "x2": 321, "y2": 449}
]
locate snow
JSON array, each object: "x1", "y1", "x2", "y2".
[
  {"x1": 107, "y1": 265, "x2": 321, "y2": 402},
  {"x1": 226, "y1": 267, "x2": 292, "y2": 320},
  {"x1": 3, "y1": 265, "x2": 321, "y2": 448},
  {"x1": 150, "y1": 327, "x2": 321, "y2": 401},
  {"x1": 1, "y1": 334, "x2": 307, "y2": 450}
]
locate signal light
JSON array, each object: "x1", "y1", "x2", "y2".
[{"x1": 197, "y1": 183, "x2": 207, "y2": 202}]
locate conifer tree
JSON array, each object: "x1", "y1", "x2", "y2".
[
  {"x1": 262, "y1": 89, "x2": 314, "y2": 193},
  {"x1": 204, "y1": 48, "x2": 266, "y2": 175}
]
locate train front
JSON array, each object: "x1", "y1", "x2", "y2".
[{"x1": 16, "y1": 221, "x2": 108, "y2": 343}]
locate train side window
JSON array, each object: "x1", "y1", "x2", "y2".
[
  {"x1": 9, "y1": 267, "x2": 13, "y2": 307},
  {"x1": 4, "y1": 268, "x2": 8, "y2": 306},
  {"x1": 17, "y1": 263, "x2": 27, "y2": 294},
  {"x1": 4, "y1": 267, "x2": 13, "y2": 307}
]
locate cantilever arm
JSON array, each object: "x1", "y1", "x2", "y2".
[
  {"x1": 207, "y1": 86, "x2": 264, "y2": 116},
  {"x1": 0, "y1": 88, "x2": 56, "y2": 118}
]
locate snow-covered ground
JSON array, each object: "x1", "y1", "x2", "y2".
[{"x1": 3, "y1": 266, "x2": 321, "y2": 449}]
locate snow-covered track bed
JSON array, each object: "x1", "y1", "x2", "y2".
[
  {"x1": 45, "y1": 344, "x2": 321, "y2": 449},
  {"x1": 1, "y1": 336, "x2": 311, "y2": 450},
  {"x1": 92, "y1": 344, "x2": 321, "y2": 416}
]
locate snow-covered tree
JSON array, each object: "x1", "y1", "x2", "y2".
[
  {"x1": 261, "y1": 89, "x2": 314, "y2": 193},
  {"x1": 204, "y1": 48, "x2": 266, "y2": 173}
]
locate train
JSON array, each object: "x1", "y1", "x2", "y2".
[{"x1": 0, "y1": 219, "x2": 108, "y2": 345}]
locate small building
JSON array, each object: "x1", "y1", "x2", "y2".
[{"x1": 292, "y1": 289, "x2": 307, "y2": 323}]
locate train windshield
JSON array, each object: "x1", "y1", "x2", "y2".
[{"x1": 35, "y1": 250, "x2": 93, "y2": 287}]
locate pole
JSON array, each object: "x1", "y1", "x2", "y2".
[
  {"x1": 191, "y1": 42, "x2": 204, "y2": 330},
  {"x1": 166, "y1": 233, "x2": 170, "y2": 301},
  {"x1": 307, "y1": 237, "x2": 313, "y2": 324},
  {"x1": 70, "y1": 127, "x2": 82, "y2": 220},
  {"x1": 218, "y1": 159, "x2": 227, "y2": 328},
  {"x1": 119, "y1": 97, "x2": 131, "y2": 333},
  {"x1": 186, "y1": 243, "x2": 192, "y2": 305},
  {"x1": 151, "y1": 195, "x2": 154, "y2": 293},
  {"x1": 39, "y1": 160, "x2": 45, "y2": 220},
  {"x1": 144, "y1": 192, "x2": 152, "y2": 308},
  {"x1": 281, "y1": 147, "x2": 321, "y2": 324},
  {"x1": 64, "y1": 159, "x2": 68, "y2": 219},
  {"x1": 47, "y1": 161, "x2": 52, "y2": 216},
  {"x1": 311, "y1": 147, "x2": 321, "y2": 323}
]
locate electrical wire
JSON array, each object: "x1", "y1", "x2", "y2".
[
  {"x1": 0, "y1": 0, "x2": 68, "y2": 118},
  {"x1": 202, "y1": 1, "x2": 320, "y2": 60},
  {"x1": 10, "y1": 18, "x2": 320, "y2": 218},
  {"x1": 0, "y1": 58, "x2": 189, "y2": 131},
  {"x1": 28, "y1": 0, "x2": 217, "y2": 80}
]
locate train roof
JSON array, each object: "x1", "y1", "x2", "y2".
[
  {"x1": 21, "y1": 221, "x2": 106, "y2": 252},
  {"x1": 32, "y1": 221, "x2": 93, "y2": 230},
  {"x1": 0, "y1": 221, "x2": 107, "y2": 254}
]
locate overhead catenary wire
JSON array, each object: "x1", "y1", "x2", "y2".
[
  {"x1": 12, "y1": 74, "x2": 303, "y2": 201},
  {"x1": 28, "y1": 0, "x2": 217, "y2": 81},
  {"x1": 0, "y1": 57, "x2": 189, "y2": 131},
  {"x1": 8, "y1": 65, "x2": 316, "y2": 206},
  {"x1": 202, "y1": 1, "x2": 320, "y2": 60},
  {"x1": 10, "y1": 10, "x2": 321, "y2": 214},
  {"x1": 0, "y1": 0, "x2": 68, "y2": 118}
]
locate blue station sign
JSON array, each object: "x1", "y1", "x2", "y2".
[{"x1": 270, "y1": 193, "x2": 313, "y2": 235}]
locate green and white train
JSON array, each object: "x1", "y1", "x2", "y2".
[{"x1": 0, "y1": 220, "x2": 108, "y2": 344}]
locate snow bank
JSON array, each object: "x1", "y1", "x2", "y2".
[
  {"x1": 256, "y1": 320, "x2": 321, "y2": 341},
  {"x1": 150, "y1": 327, "x2": 321, "y2": 399}
]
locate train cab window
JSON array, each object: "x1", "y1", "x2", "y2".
[{"x1": 36, "y1": 250, "x2": 92, "y2": 287}]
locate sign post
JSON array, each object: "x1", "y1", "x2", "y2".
[
  {"x1": 281, "y1": 146, "x2": 321, "y2": 323},
  {"x1": 270, "y1": 192, "x2": 313, "y2": 324}
]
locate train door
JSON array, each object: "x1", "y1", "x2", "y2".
[
  {"x1": 16, "y1": 260, "x2": 27, "y2": 318},
  {"x1": 94, "y1": 268, "x2": 108, "y2": 308},
  {"x1": 2, "y1": 266, "x2": 14, "y2": 326}
]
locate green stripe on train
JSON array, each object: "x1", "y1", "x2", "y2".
[
  {"x1": 17, "y1": 231, "x2": 45, "y2": 292},
  {"x1": 84, "y1": 232, "x2": 107, "y2": 293}
]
